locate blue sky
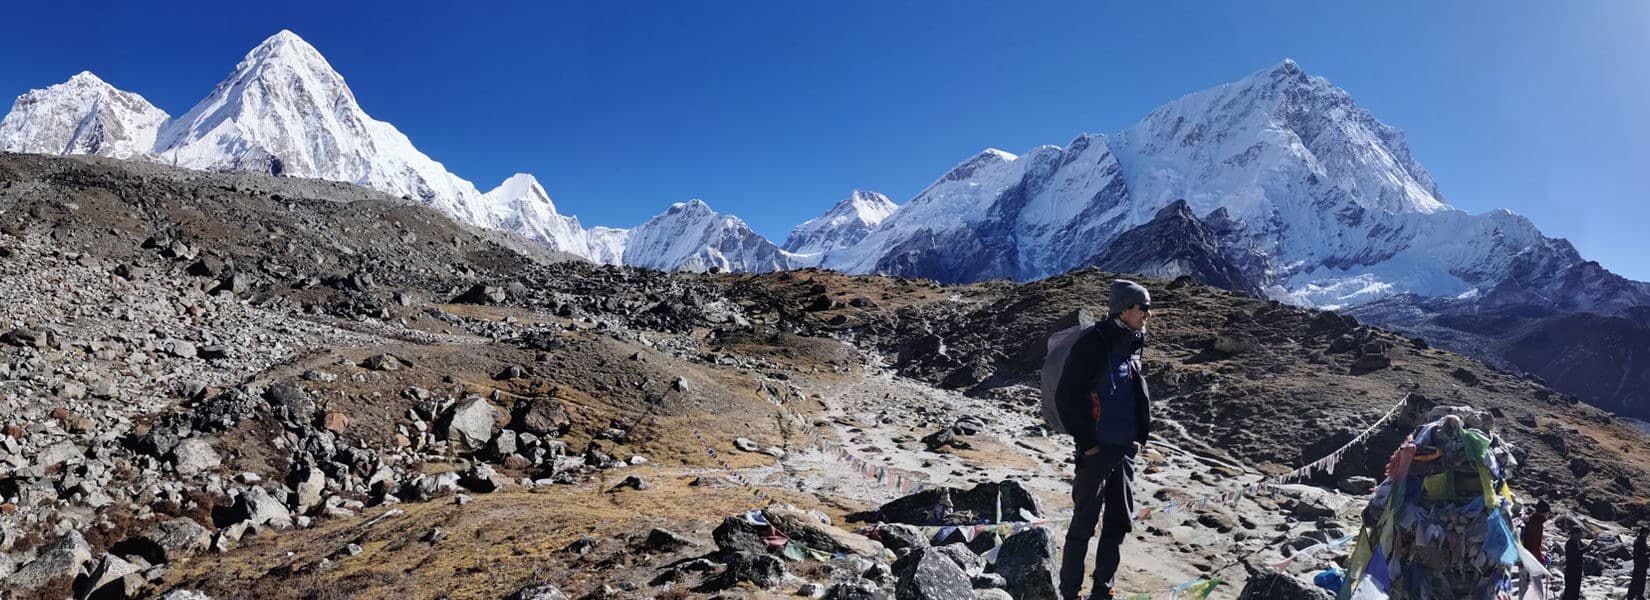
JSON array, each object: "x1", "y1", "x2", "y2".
[{"x1": 3, "y1": 1, "x2": 1647, "y2": 279}]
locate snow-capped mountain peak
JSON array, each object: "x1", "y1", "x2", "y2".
[
  {"x1": 782, "y1": 190, "x2": 897, "y2": 255},
  {"x1": 152, "y1": 30, "x2": 489, "y2": 226},
  {"x1": 0, "y1": 71, "x2": 169, "y2": 159},
  {"x1": 623, "y1": 199, "x2": 793, "y2": 273}
]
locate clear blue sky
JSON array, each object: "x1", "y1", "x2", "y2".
[{"x1": 3, "y1": 1, "x2": 1647, "y2": 280}]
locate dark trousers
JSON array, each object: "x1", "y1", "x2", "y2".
[
  {"x1": 1059, "y1": 444, "x2": 1135, "y2": 600},
  {"x1": 1629, "y1": 558, "x2": 1647, "y2": 600}
]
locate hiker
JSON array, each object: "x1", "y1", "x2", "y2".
[
  {"x1": 1629, "y1": 527, "x2": 1648, "y2": 600},
  {"x1": 1519, "y1": 499, "x2": 1552, "y2": 596},
  {"x1": 1521, "y1": 500, "x2": 1551, "y2": 564},
  {"x1": 1054, "y1": 279, "x2": 1153, "y2": 600},
  {"x1": 1562, "y1": 527, "x2": 1584, "y2": 600}
]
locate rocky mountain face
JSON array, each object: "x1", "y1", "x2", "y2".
[
  {"x1": 823, "y1": 60, "x2": 1645, "y2": 319},
  {"x1": 782, "y1": 190, "x2": 897, "y2": 257},
  {"x1": 0, "y1": 31, "x2": 608, "y2": 263},
  {"x1": 1083, "y1": 200, "x2": 1263, "y2": 297},
  {"x1": 621, "y1": 199, "x2": 795, "y2": 273},
  {"x1": 0, "y1": 72, "x2": 168, "y2": 160},
  {"x1": 0, "y1": 154, "x2": 1645, "y2": 599}
]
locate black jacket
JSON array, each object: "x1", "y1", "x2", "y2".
[{"x1": 1054, "y1": 317, "x2": 1151, "y2": 452}]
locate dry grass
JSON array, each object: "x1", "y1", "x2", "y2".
[{"x1": 164, "y1": 473, "x2": 837, "y2": 599}]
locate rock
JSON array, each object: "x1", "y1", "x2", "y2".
[
  {"x1": 824, "y1": 583, "x2": 889, "y2": 600},
  {"x1": 930, "y1": 543, "x2": 983, "y2": 578},
  {"x1": 1, "y1": 328, "x2": 56, "y2": 349},
  {"x1": 8, "y1": 542, "x2": 91, "y2": 591},
  {"x1": 263, "y1": 383, "x2": 316, "y2": 424},
  {"x1": 292, "y1": 465, "x2": 325, "y2": 513},
  {"x1": 128, "y1": 517, "x2": 212, "y2": 562},
  {"x1": 893, "y1": 546, "x2": 974, "y2": 600},
  {"x1": 763, "y1": 505, "x2": 882, "y2": 557},
  {"x1": 971, "y1": 573, "x2": 1007, "y2": 589},
  {"x1": 491, "y1": 430, "x2": 518, "y2": 458},
  {"x1": 641, "y1": 528, "x2": 692, "y2": 553},
  {"x1": 322, "y1": 412, "x2": 351, "y2": 433},
  {"x1": 1197, "y1": 512, "x2": 1237, "y2": 533},
  {"x1": 1214, "y1": 331, "x2": 1257, "y2": 355},
  {"x1": 156, "y1": 592, "x2": 215, "y2": 600},
  {"x1": 712, "y1": 516, "x2": 769, "y2": 557},
  {"x1": 799, "y1": 582, "x2": 826, "y2": 598},
  {"x1": 1337, "y1": 476, "x2": 1378, "y2": 495},
  {"x1": 993, "y1": 527, "x2": 1059, "y2": 600},
  {"x1": 454, "y1": 284, "x2": 509, "y2": 305},
  {"x1": 38, "y1": 440, "x2": 84, "y2": 467},
  {"x1": 171, "y1": 439, "x2": 220, "y2": 477},
  {"x1": 1236, "y1": 570, "x2": 1332, "y2": 600},
  {"x1": 76, "y1": 552, "x2": 143, "y2": 599},
  {"x1": 1350, "y1": 353, "x2": 1392, "y2": 374},
  {"x1": 507, "y1": 583, "x2": 569, "y2": 600},
  {"x1": 1450, "y1": 367, "x2": 1480, "y2": 386},
  {"x1": 608, "y1": 475, "x2": 646, "y2": 492},
  {"x1": 868, "y1": 523, "x2": 929, "y2": 553},
  {"x1": 496, "y1": 365, "x2": 525, "y2": 380},
  {"x1": 0, "y1": 553, "x2": 13, "y2": 580},
  {"x1": 460, "y1": 463, "x2": 508, "y2": 493},
  {"x1": 514, "y1": 398, "x2": 569, "y2": 436},
  {"x1": 197, "y1": 345, "x2": 229, "y2": 360},
  {"x1": 225, "y1": 487, "x2": 292, "y2": 529},
  {"x1": 168, "y1": 340, "x2": 198, "y2": 358},
  {"x1": 725, "y1": 551, "x2": 787, "y2": 589},
  {"x1": 360, "y1": 353, "x2": 403, "y2": 371},
  {"x1": 445, "y1": 398, "x2": 501, "y2": 454},
  {"x1": 734, "y1": 437, "x2": 761, "y2": 452}
]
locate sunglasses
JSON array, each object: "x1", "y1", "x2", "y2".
[{"x1": 1136, "y1": 303, "x2": 1152, "y2": 313}]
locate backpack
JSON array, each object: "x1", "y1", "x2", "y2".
[{"x1": 1040, "y1": 319, "x2": 1094, "y2": 435}]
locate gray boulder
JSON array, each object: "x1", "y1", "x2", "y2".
[
  {"x1": 507, "y1": 584, "x2": 568, "y2": 600},
  {"x1": 824, "y1": 583, "x2": 890, "y2": 600},
  {"x1": 893, "y1": 546, "x2": 974, "y2": 600},
  {"x1": 75, "y1": 552, "x2": 144, "y2": 599},
  {"x1": 226, "y1": 487, "x2": 292, "y2": 529},
  {"x1": 171, "y1": 439, "x2": 219, "y2": 477},
  {"x1": 130, "y1": 517, "x2": 212, "y2": 562},
  {"x1": 725, "y1": 550, "x2": 787, "y2": 589},
  {"x1": 992, "y1": 527, "x2": 1059, "y2": 600},
  {"x1": 1237, "y1": 570, "x2": 1332, "y2": 600},
  {"x1": 9, "y1": 533, "x2": 92, "y2": 591},
  {"x1": 446, "y1": 398, "x2": 501, "y2": 454}
]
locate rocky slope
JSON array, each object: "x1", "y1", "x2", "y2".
[{"x1": 0, "y1": 154, "x2": 1645, "y2": 599}]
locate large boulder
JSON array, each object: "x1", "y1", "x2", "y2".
[
  {"x1": 220, "y1": 487, "x2": 292, "y2": 529},
  {"x1": 893, "y1": 547, "x2": 974, "y2": 600},
  {"x1": 445, "y1": 398, "x2": 502, "y2": 454},
  {"x1": 171, "y1": 439, "x2": 220, "y2": 477},
  {"x1": 1236, "y1": 570, "x2": 1332, "y2": 600},
  {"x1": 74, "y1": 552, "x2": 144, "y2": 599},
  {"x1": 763, "y1": 505, "x2": 882, "y2": 557},
  {"x1": 513, "y1": 398, "x2": 568, "y2": 435},
  {"x1": 849, "y1": 480, "x2": 1041, "y2": 528},
  {"x1": 712, "y1": 516, "x2": 769, "y2": 557},
  {"x1": 7, "y1": 533, "x2": 92, "y2": 591},
  {"x1": 724, "y1": 550, "x2": 787, "y2": 589},
  {"x1": 992, "y1": 527, "x2": 1059, "y2": 600},
  {"x1": 122, "y1": 517, "x2": 212, "y2": 563}
]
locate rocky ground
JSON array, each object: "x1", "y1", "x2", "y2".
[{"x1": 2, "y1": 152, "x2": 1648, "y2": 599}]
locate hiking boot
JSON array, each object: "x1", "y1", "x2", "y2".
[{"x1": 1086, "y1": 587, "x2": 1116, "y2": 600}]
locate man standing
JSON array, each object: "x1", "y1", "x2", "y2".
[
  {"x1": 1562, "y1": 527, "x2": 1585, "y2": 600},
  {"x1": 1629, "y1": 527, "x2": 1648, "y2": 600},
  {"x1": 1055, "y1": 279, "x2": 1154, "y2": 600}
]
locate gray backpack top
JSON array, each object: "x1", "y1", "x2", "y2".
[{"x1": 1040, "y1": 310, "x2": 1096, "y2": 435}]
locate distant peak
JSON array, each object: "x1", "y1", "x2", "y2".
[
  {"x1": 1153, "y1": 199, "x2": 1196, "y2": 221},
  {"x1": 242, "y1": 29, "x2": 326, "y2": 65},
  {"x1": 1276, "y1": 58, "x2": 1300, "y2": 73},
  {"x1": 67, "y1": 71, "x2": 107, "y2": 86}
]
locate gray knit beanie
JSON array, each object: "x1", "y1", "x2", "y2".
[{"x1": 1107, "y1": 279, "x2": 1150, "y2": 316}]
